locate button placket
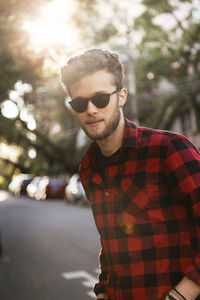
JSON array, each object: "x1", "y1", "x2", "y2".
[{"x1": 105, "y1": 191, "x2": 110, "y2": 197}]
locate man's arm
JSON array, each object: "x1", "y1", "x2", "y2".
[
  {"x1": 165, "y1": 135, "x2": 200, "y2": 299},
  {"x1": 80, "y1": 181, "x2": 109, "y2": 298},
  {"x1": 94, "y1": 241, "x2": 109, "y2": 298}
]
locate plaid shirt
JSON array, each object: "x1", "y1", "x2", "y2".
[{"x1": 79, "y1": 119, "x2": 200, "y2": 300}]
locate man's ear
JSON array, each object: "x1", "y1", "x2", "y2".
[{"x1": 119, "y1": 88, "x2": 127, "y2": 107}]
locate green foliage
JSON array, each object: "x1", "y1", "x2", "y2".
[
  {"x1": 0, "y1": 0, "x2": 84, "y2": 181},
  {"x1": 0, "y1": 0, "x2": 49, "y2": 102},
  {"x1": 1, "y1": 0, "x2": 200, "y2": 184},
  {"x1": 95, "y1": 24, "x2": 118, "y2": 44},
  {"x1": 133, "y1": 0, "x2": 200, "y2": 129},
  {"x1": 191, "y1": 93, "x2": 200, "y2": 131}
]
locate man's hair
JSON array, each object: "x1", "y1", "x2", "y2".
[{"x1": 60, "y1": 48, "x2": 124, "y2": 95}]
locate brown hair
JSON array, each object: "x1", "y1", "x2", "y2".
[{"x1": 60, "y1": 48, "x2": 124, "y2": 95}]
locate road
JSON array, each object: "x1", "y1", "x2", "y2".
[{"x1": 0, "y1": 191, "x2": 101, "y2": 300}]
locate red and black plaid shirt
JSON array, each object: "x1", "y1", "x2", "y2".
[{"x1": 79, "y1": 119, "x2": 200, "y2": 300}]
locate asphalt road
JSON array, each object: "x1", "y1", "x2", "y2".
[{"x1": 0, "y1": 191, "x2": 101, "y2": 300}]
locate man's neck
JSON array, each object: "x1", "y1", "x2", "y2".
[{"x1": 97, "y1": 118, "x2": 125, "y2": 157}]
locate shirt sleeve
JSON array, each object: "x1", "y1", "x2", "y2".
[
  {"x1": 165, "y1": 134, "x2": 200, "y2": 285},
  {"x1": 93, "y1": 239, "x2": 108, "y2": 295}
]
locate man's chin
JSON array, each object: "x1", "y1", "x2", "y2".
[
  {"x1": 86, "y1": 130, "x2": 112, "y2": 141},
  {"x1": 83, "y1": 128, "x2": 104, "y2": 140},
  {"x1": 86, "y1": 132, "x2": 104, "y2": 141}
]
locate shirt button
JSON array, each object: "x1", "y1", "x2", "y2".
[{"x1": 115, "y1": 279, "x2": 120, "y2": 288}]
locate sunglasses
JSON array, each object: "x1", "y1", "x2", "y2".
[{"x1": 69, "y1": 89, "x2": 119, "y2": 113}]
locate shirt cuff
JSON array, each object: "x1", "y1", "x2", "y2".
[
  {"x1": 94, "y1": 281, "x2": 107, "y2": 296},
  {"x1": 184, "y1": 254, "x2": 200, "y2": 285}
]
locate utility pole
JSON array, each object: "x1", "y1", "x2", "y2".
[
  {"x1": 126, "y1": 51, "x2": 139, "y2": 125},
  {"x1": 119, "y1": 7, "x2": 139, "y2": 125}
]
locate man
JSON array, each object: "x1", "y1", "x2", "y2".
[{"x1": 60, "y1": 48, "x2": 200, "y2": 300}]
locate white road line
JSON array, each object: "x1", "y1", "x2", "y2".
[
  {"x1": 62, "y1": 270, "x2": 98, "y2": 298},
  {"x1": 94, "y1": 268, "x2": 100, "y2": 274},
  {"x1": 0, "y1": 191, "x2": 9, "y2": 202},
  {"x1": 87, "y1": 291, "x2": 96, "y2": 298},
  {"x1": 62, "y1": 270, "x2": 96, "y2": 286}
]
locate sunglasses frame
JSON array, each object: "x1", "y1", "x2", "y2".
[{"x1": 69, "y1": 88, "x2": 120, "y2": 113}]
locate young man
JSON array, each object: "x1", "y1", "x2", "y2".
[{"x1": 60, "y1": 48, "x2": 200, "y2": 300}]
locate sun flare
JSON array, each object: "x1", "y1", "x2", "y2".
[{"x1": 22, "y1": 0, "x2": 79, "y2": 51}]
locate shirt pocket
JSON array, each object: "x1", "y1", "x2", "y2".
[{"x1": 120, "y1": 175, "x2": 149, "y2": 216}]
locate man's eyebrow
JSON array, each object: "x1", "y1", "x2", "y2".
[
  {"x1": 92, "y1": 90, "x2": 108, "y2": 95},
  {"x1": 73, "y1": 90, "x2": 109, "y2": 100}
]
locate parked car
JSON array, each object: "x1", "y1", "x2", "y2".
[
  {"x1": 26, "y1": 176, "x2": 42, "y2": 198},
  {"x1": 65, "y1": 173, "x2": 88, "y2": 205},
  {"x1": 8, "y1": 174, "x2": 33, "y2": 196},
  {"x1": 35, "y1": 176, "x2": 67, "y2": 200}
]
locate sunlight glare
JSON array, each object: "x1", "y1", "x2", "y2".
[
  {"x1": 153, "y1": 1, "x2": 194, "y2": 30},
  {"x1": 28, "y1": 148, "x2": 37, "y2": 159},
  {"x1": 27, "y1": 117, "x2": 36, "y2": 131},
  {"x1": 0, "y1": 143, "x2": 21, "y2": 163},
  {"x1": 22, "y1": 0, "x2": 79, "y2": 50},
  {"x1": 26, "y1": 132, "x2": 37, "y2": 141},
  {"x1": 20, "y1": 108, "x2": 30, "y2": 122},
  {"x1": 19, "y1": 107, "x2": 36, "y2": 131},
  {"x1": 14, "y1": 81, "x2": 32, "y2": 95},
  {"x1": 9, "y1": 90, "x2": 19, "y2": 101},
  {"x1": 1, "y1": 100, "x2": 19, "y2": 119}
]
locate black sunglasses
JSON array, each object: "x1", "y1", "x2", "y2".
[{"x1": 69, "y1": 89, "x2": 119, "y2": 113}]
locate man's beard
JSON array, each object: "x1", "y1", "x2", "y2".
[{"x1": 82, "y1": 104, "x2": 121, "y2": 141}]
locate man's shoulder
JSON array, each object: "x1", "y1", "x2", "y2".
[
  {"x1": 125, "y1": 118, "x2": 176, "y2": 138},
  {"x1": 125, "y1": 118, "x2": 177, "y2": 147},
  {"x1": 79, "y1": 142, "x2": 98, "y2": 171},
  {"x1": 125, "y1": 119, "x2": 198, "y2": 152},
  {"x1": 137, "y1": 123, "x2": 199, "y2": 153},
  {"x1": 138, "y1": 124, "x2": 175, "y2": 138}
]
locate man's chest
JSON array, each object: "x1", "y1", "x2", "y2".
[{"x1": 86, "y1": 157, "x2": 171, "y2": 235}]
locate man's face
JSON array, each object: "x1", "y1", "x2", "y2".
[{"x1": 70, "y1": 70, "x2": 124, "y2": 141}]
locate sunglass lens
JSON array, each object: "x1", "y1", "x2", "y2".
[
  {"x1": 70, "y1": 92, "x2": 113, "y2": 112},
  {"x1": 92, "y1": 94, "x2": 110, "y2": 108},
  {"x1": 70, "y1": 98, "x2": 87, "y2": 113}
]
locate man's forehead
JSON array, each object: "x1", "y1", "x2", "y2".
[{"x1": 70, "y1": 70, "x2": 115, "y2": 97}]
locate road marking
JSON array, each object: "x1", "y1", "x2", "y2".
[
  {"x1": 62, "y1": 270, "x2": 98, "y2": 298},
  {"x1": 62, "y1": 270, "x2": 96, "y2": 287},
  {"x1": 94, "y1": 268, "x2": 100, "y2": 274},
  {"x1": 87, "y1": 291, "x2": 96, "y2": 298},
  {"x1": 0, "y1": 191, "x2": 9, "y2": 202}
]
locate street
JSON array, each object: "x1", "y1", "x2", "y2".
[{"x1": 0, "y1": 191, "x2": 101, "y2": 300}]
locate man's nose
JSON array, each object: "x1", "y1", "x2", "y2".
[{"x1": 86, "y1": 100, "x2": 98, "y2": 114}]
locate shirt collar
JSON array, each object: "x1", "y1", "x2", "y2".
[
  {"x1": 122, "y1": 118, "x2": 138, "y2": 148},
  {"x1": 80, "y1": 118, "x2": 138, "y2": 170}
]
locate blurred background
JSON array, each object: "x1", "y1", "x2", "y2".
[
  {"x1": 0, "y1": 0, "x2": 200, "y2": 189},
  {"x1": 0, "y1": 1, "x2": 200, "y2": 299}
]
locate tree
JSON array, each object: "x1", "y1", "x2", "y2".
[
  {"x1": 73, "y1": 0, "x2": 200, "y2": 129},
  {"x1": 0, "y1": 0, "x2": 87, "y2": 187},
  {"x1": 0, "y1": 0, "x2": 50, "y2": 102},
  {"x1": 134, "y1": 0, "x2": 200, "y2": 129},
  {"x1": 1, "y1": 0, "x2": 200, "y2": 188}
]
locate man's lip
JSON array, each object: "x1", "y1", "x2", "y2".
[{"x1": 86, "y1": 119, "x2": 103, "y2": 126}]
